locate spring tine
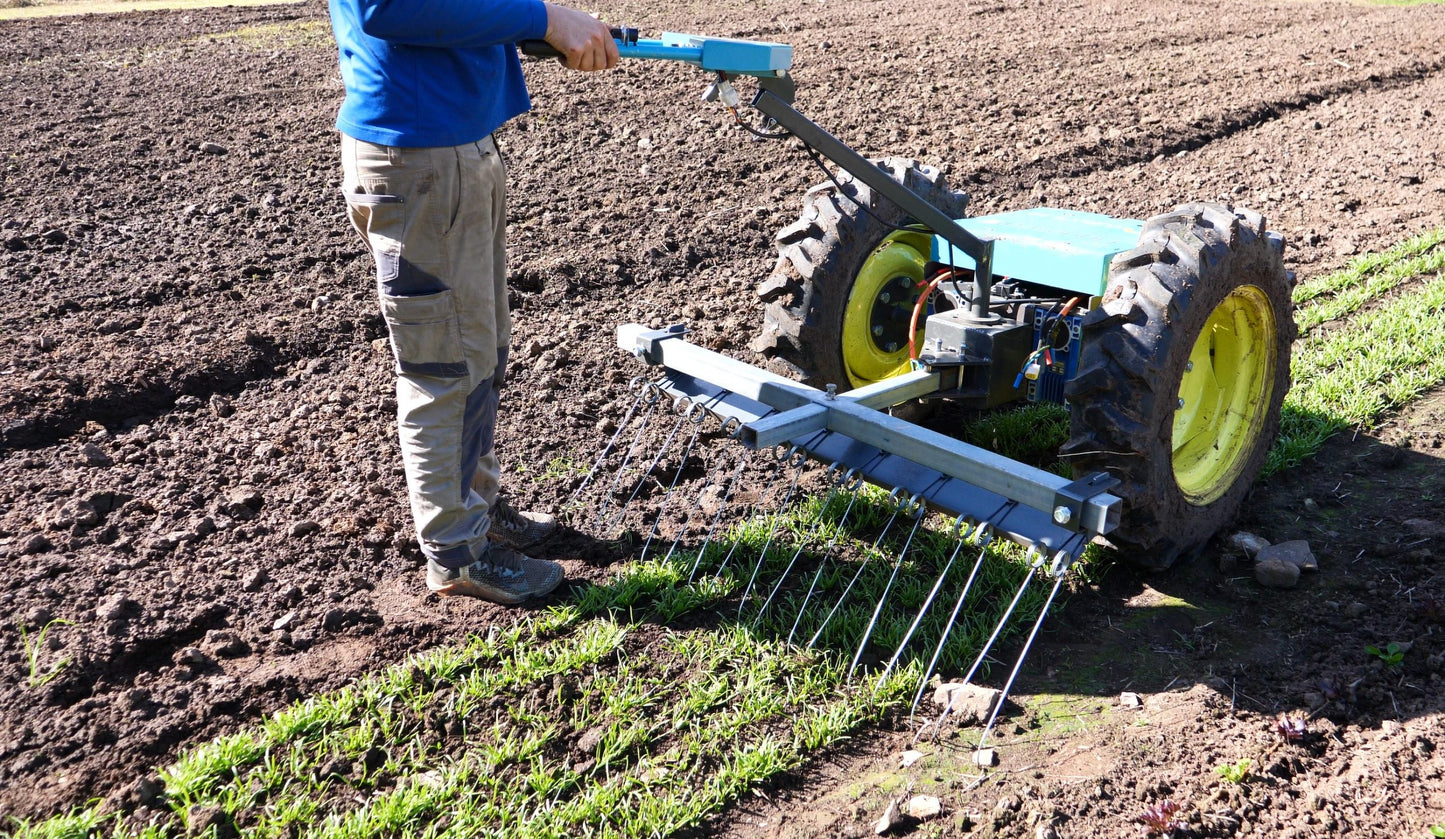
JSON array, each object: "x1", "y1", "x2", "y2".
[
  {"x1": 592, "y1": 382, "x2": 666, "y2": 527},
  {"x1": 571, "y1": 375, "x2": 650, "y2": 504},
  {"x1": 751, "y1": 466, "x2": 851, "y2": 623},
  {"x1": 601, "y1": 395, "x2": 694, "y2": 533},
  {"x1": 785, "y1": 468, "x2": 867, "y2": 645},
  {"x1": 735, "y1": 445, "x2": 812, "y2": 607},
  {"x1": 805, "y1": 486, "x2": 911, "y2": 650},
  {"x1": 909, "y1": 501, "x2": 1013, "y2": 716},
  {"x1": 686, "y1": 412, "x2": 783, "y2": 579},
  {"x1": 961, "y1": 547, "x2": 1044, "y2": 686},
  {"x1": 975, "y1": 573, "x2": 1066, "y2": 752},
  {"x1": 683, "y1": 445, "x2": 756, "y2": 581},
  {"x1": 637, "y1": 399, "x2": 714, "y2": 561},
  {"x1": 875, "y1": 516, "x2": 972, "y2": 695},
  {"x1": 847, "y1": 493, "x2": 929, "y2": 680}
]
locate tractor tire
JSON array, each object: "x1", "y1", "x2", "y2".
[
  {"x1": 1062, "y1": 203, "x2": 1296, "y2": 570},
  {"x1": 750, "y1": 158, "x2": 970, "y2": 390}
]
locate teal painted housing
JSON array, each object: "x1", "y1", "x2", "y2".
[
  {"x1": 933, "y1": 208, "x2": 1143, "y2": 297},
  {"x1": 647, "y1": 33, "x2": 793, "y2": 76}
]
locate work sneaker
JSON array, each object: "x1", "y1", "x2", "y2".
[
  {"x1": 425, "y1": 545, "x2": 564, "y2": 604},
  {"x1": 487, "y1": 498, "x2": 558, "y2": 550}
]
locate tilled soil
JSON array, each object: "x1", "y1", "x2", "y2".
[{"x1": 1, "y1": 0, "x2": 1443, "y2": 834}]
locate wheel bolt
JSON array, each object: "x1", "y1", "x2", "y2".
[
  {"x1": 872, "y1": 325, "x2": 884, "y2": 336},
  {"x1": 1178, "y1": 398, "x2": 1186, "y2": 409},
  {"x1": 880, "y1": 292, "x2": 891, "y2": 303}
]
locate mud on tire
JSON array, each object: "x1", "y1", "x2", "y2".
[
  {"x1": 750, "y1": 158, "x2": 970, "y2": 389},
  {"x1": 1063, "y1": 203, "x2": 1296, "y2": 570}
]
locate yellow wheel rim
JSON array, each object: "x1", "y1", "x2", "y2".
[
  {"x1": 1172, "y1": 285, "x2": 1278, "y2": 504},
  {"x1": 840, "y1": 229, "x2": 932, "y2": 388}
]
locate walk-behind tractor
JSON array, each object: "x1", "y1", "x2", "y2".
[{"x1": 524, "y1": 33, "x2": 1295, "y2": 732}]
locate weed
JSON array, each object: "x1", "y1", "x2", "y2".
[
  {"x1": 1429, "y1": 823, "x2": 1445, "y2": 838},
  {"x1": 1137, "y1": 799, "x2": 1186, "y2": 836},
  {"x1": 18, "y1": 619, "x2": 73, "y2": 688},
  {"x1": 1274, "y1": 715, "x2": 1308, "y2": 744},
  {"x1": 1365, "y1": 642, "x2": 1406, "y2": 667},
  {"x1": 1214, "y1": 758, "x2": 1251, "y2": 784}
]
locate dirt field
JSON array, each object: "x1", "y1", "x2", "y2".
[{"x1": 2, "y1": 0, "x2": 1444, "y2": 835}]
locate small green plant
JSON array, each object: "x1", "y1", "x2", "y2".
[
  {"x1": 1213, "y1": 758, "x2": 1251, "y2": 784},
  {"x1": 1428, "y1": 823, "x2": 1445, "y2": 838},
  {"x1": 1365, "y1": 642, "x2": 1406, "y2": 667},
  {"x1": 19, "y1": 619, "x2": 73, "y2": 688}
]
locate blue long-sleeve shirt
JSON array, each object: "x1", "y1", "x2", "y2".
[{"x1": 330, "y1": 0, "x2": 549, "y2": 147}]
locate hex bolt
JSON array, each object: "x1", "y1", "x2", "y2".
[
  {"x1": 872, "y1": 325, "x2": 884, "y2": 336},
  {"x1": 1052, "y1": 505, "x2": 1073, "y2": 525},
  {"x1": 884, "y1": 342, "x2": 898, "y2": 352},
  {"x1": 1178, "y1": 397, "x2": 1186, "y2": 409},
  {"x1": 1185, "y1": 361, "x2": 1194, "y2": 372},
  {"x1": 826, "y1": 383, "x2": 837, "y2": 400},
  {"x1": 879, "y1": 292, "x2": 891, "y2": 304}
]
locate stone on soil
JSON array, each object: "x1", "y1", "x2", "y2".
[
  {"x1": 933, "y1": 682, "x2": 1002, "y2": 724},
  {"x1": 1255, "y1": 557, "x2": 1302, "y2": 588},
  {"x1": 1257, "y1": 539, "x2": 1317, "y2": 571},
  {"x1": 906, "y1": 795, "x2": 942, "y2": 819},
  {"x1": 1227, "y1": 531, "x2": 1271, "y2": 558},
  {"x1": 873, "y1": 798, "x2": 903, "y2": 835}
]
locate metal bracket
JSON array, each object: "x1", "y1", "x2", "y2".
[
  {"x1": 630, "y1": 323, "x2": 689, "y2": 365},
  {"x1": 1050, "y1": 471, "x2": 1121, "y2": 531}
]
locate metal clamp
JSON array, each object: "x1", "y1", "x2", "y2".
[
  {"x1": 1050, "y1": 471, "x2": 1120, "y2": 532},
  {"x1": 631, "y1": 323, "x2": 689, "y2": 365}
]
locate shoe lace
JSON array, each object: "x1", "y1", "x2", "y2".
[{"x1": 491, "y1": 498, "x2": 528, "y2": 532}]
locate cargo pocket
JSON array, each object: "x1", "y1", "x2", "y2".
[
  {"x1": 343, "y1": 190, "x2": 405, "y2": 284},
  {"x1": 379, "y1": 290, "x2": 468, "y2": 379}
]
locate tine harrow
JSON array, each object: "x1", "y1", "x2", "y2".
[{"x1": 568, "y1": 323, "x2": 1125, "y2": 750}]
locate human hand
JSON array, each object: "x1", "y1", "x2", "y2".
[{"x1": 542, "y1": 3, "x2": 619, "y2": 72}]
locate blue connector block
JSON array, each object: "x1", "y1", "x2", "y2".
[
  {"x1": 615, "y1": 32, "x2": 791, "y2": 77},
  {"x1": 933, "y1": 208, "x2": 1143, "y2": 297}
]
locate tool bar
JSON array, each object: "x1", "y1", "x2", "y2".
[
  {"x1": 619, "y1": 324, "x2": 1121, "y2": 538},
  {"x1": 520, "y1": 31, "x2": 792, "y2": 77}
]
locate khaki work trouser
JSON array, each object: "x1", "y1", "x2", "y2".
[{"x1": 341, "y1": 134, "x2": 509, "y2": 568}]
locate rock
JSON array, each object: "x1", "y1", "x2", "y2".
[
  {"x1": 209, "y1": 395, "x2": 234, "y2": 417},
  {"x1": 906, "y1": 795, "x2": 942, "y2": 819},
  {"x1": 185, "y1": 804, "x2": 238, "y2": 838},
  {"x1": 201, "y1": 629, "x2": 250, "y2": 659},
  {"x1": 198, "y1": 142, "x2": 228, "y2": 155},
  {"x1": 1255, "y1": 557, "x2": 1301, "y2": 588},
  {"x1": 79, "y1": 442, "x2": 113, "y2": 467},
  {"x1": 272, "y1": 611, "x2": 296, "y2": 631},
  {"x1": 221, "y1": 486, "x2": 264, "y2": 519},
  {"x1": 22, "y1": 533, "x2": 53, "y2": 555},
  {"x1": 242, "y1": 568, "x2": 268, "y2": 592},
  {"x1": 873, "y1": 798, "x2": 903, "y2": 835},
  {"x1": 1258, "y1": 539, "x2": 1317, "y2": 571},
  {"x1": 974, "y1": 748, "x2": 998, "y2": 768},
  {"x1": 1120, "y1": 691, "x2": 1143, "y2": 708},
  {"x1": 932, "y1": 682, "x2": 1002, "y2": 724},
  {"x1": 1403, "y1": 518, "x2": 1445, "y2": 538},
  {"x1": 174, "y1": 394, "x2": 204, "y2": 411},
  {"x1": 899, "y1": 749, "x2": 925, "y2": 767},
  {"x1": 254, "y1": 442, "x2": 282, "y2": 460},
  {"x1": 1036, "y1": 824, "x2": 1061, "y2": 839},
  {"x1": 288, "y1": 520, "x2": 321, "y2": 538},
  {"x1": 576, "y1": 725, "x2": 606, "y2": 754},
  {"x1": 174, "y1": 646, "x2": 212, "y2": 668},
  {"x1": 1227, "y1": 531, "x2": 1271, "y2": 558},
  {"x1": 995, "y1": 793, "x2": 1021, "y2": 813},
  {"x1": 96, "y1": 594, "x2": 139, "y2": 621}
]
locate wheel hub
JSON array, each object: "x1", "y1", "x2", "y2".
[
  {"x1": 1172, "y1": 284, "x2": 1278, "y2": 505},
  {"x1": 840, "y1": 229, "x2": 932, "y2": 387}
]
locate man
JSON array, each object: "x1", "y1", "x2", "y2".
[{"x1": 329, "y1": 1, "x2": 619, "y2": 603}]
